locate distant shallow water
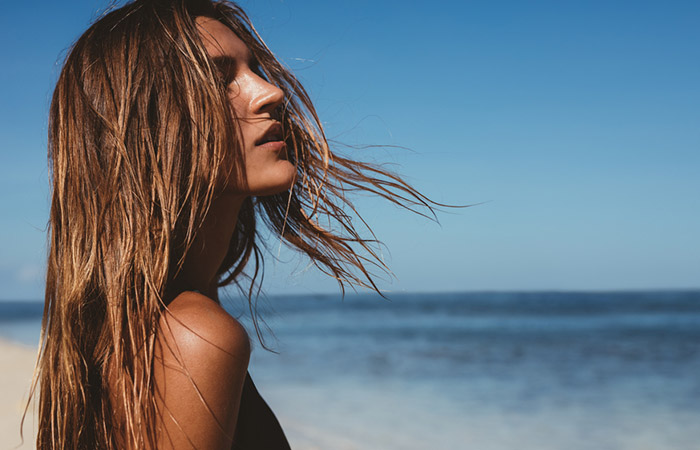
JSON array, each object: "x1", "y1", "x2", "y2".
[{"x1": 2, "y1": 290, "x2": 699, "y2": 449}]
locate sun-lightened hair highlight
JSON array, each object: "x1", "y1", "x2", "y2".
[{"x1": 28, "y1": 0, "x2": 439, "y2": 448}]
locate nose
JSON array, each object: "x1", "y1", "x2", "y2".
[{"x1": 250, "y1": 74, "x2": 284, "y2": 116}]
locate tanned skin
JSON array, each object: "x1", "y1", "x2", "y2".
[{"x1": 151, "y1": 17, "x2": 296, "y2": 450}]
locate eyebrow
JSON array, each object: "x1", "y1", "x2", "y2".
[
  {"x1": 212, "y1": 55, "x2": 237, "y2": 74},
  {"x1": 211, "y1": 51, "x2": 257, "y2": 73}
]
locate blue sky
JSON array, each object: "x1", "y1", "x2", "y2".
[{"x1": 1, "y1": 0, "x2": 698, "y2": 299}]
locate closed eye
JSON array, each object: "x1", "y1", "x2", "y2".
[{"x1": 212, "y1": 55, "x2": 238, "y2": 85}]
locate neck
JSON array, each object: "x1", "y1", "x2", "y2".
[{"x1": 170, "y1": 193, "x2": 245, "y2": 302}]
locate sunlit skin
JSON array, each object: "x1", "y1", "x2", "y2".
[
  {"x1": 152, "y1": 18, "x2": 295, "y2": 450},
  {"x1": 170, "y1": 17, "x2": 296, "y2": 299},
  {"x1": 199, "y1": 16, "x2": 296, "y2": 197},
  {"x1": 38, "y1": 0, "x2": 438, "y2": 445}
]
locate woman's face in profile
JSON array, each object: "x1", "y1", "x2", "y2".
[{"x1": 196, "y1": 16, "x2": 296, "y2": 196}]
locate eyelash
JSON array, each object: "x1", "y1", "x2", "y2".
[
  {"x1": 217, "y1": 66, "x2": 236, "y2": 85},
  {"x1": 216, "y1": 61, "x2": 264, "y2": 86}
]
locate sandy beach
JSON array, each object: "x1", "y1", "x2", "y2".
[
  {"x1": 0, "y1": 339, "x2": 38, "y2": 450},
  {"x1": 0, "y1": 338, "x2": 323, "y2": 450},
  {"x1": 0, "y1": 337, "x2": 327, "y2": 450}
]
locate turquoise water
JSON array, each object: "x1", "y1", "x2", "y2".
[{"x1": 2, "y1": 290, "x2": 699, "y2": 449}]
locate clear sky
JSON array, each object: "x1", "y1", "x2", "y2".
[{"x1": 1, "y1": 0, "x2": 698, "y2": 300}]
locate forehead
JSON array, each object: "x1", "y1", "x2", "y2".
[{"x1": 195, "y1": 16, "x2": 250, "y2": 60}]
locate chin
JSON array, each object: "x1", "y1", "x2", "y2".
[{"x1": 250, "y1": 162, "x2": 297, "y2": 197}]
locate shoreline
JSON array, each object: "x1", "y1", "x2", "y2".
[
  {"x1": 0, "y1": 338, "x2": 38, "y2": 450},
  {"x1": 3, "y1": 289, "x2": 699, "y2": 450}
]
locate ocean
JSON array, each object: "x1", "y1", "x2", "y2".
[{"x1": 2, "y1": 290, "x2": 699, "y2": 449}]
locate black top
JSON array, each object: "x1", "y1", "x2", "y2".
[
  {"x1": 165, "y1": 289, "x2": 288, "y2": 448},
  {"x1": 231, "y1": 372, "x2": 292, "y2": 449}
]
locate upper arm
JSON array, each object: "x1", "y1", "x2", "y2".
[{"x1": 154, "y1": 292, "x2": 251, "y2": 450}]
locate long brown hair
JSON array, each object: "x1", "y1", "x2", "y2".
[{"x1": 29, "y1": 0, "x2": 440, "y2": 448}]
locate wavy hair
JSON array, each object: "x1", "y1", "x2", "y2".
[{"x1": 28, "y1": 0, "x2": 440, "y2": 448}]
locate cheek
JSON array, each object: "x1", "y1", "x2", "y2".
[
  {"x1": 215, "y1": 153, "x2": 244, "y2": 193},
  {"x1": 214, "y1": 129, "x2": 248, "y2": 193},
  {"x1": 228, "y1": 92, "x2": 249, "y2": 131}
]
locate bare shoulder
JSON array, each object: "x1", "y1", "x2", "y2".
[
  {"x1": 159, "y1": 291, "x2": 251, "y2": 360},
  {"x1": 154, "y1": 291, "x2": 250, "y2": 450}
]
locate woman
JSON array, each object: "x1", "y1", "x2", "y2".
[{"x1": 29, "y1": 0, "x2": 436, "y2": 448}]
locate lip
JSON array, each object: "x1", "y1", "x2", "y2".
[
  {"x1": 255, "y1": 121, "x2": 284, "y2": 147},
  {"x1": 257, "y1": 140, "x2": 286, "y2": 154}
]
